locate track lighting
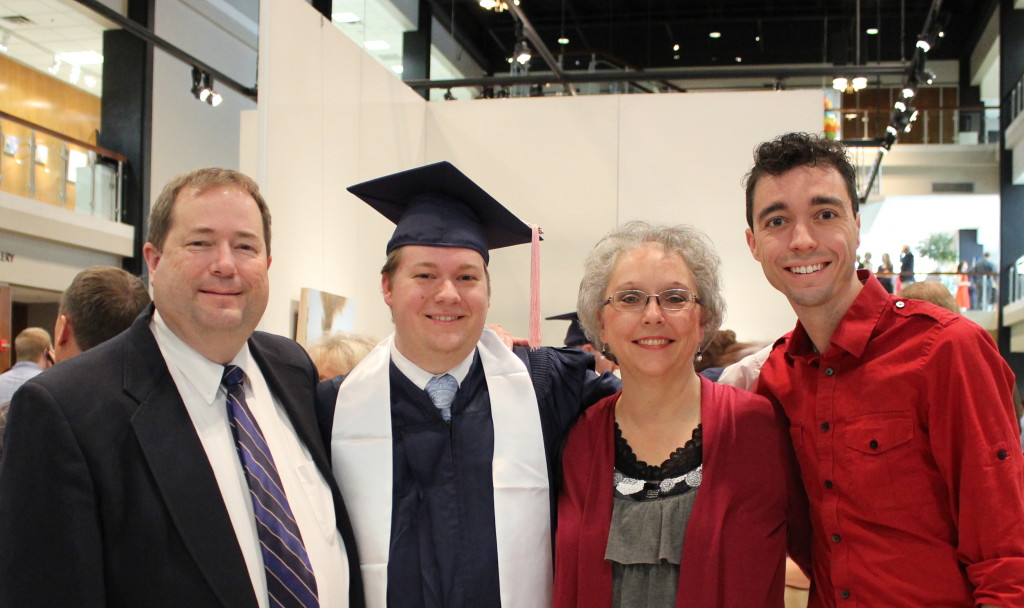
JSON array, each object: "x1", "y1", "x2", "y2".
[
  {"x1": 190, "y1": 67, "x2": 222, "y2": 107},
  {"x1": 514, "y1": 39, "x2": 532, "y2": 66}
]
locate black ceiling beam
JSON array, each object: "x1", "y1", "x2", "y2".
[{"x1": 405, "y1": 62, "x2": 906, "y2": 90}]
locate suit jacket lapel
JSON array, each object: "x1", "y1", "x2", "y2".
[{"x1": 125, "y1": 309, "x2": 257, "y2": 607}]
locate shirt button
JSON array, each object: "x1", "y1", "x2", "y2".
[
  {"x1": 870, "y1": 439, "x2": 879, "y2": 450},
  {"x1": 824, "y1": 480, "x2": 834, "y2": 489},
  {"x1": 821, "y1": 422, "x2": 830, "y2": 432},
  {"x1": 825, "y1": 367, "x2": 835, "y2": 376},
  {"x1": 841, "y1": 590, "x2": 851, "y2": 599},
  {"x1": 895, "y1": 300, "x2": 906, "y2": 309},
  {"x1": 832, "y1": 534, "x2": 842, "y2": 542},
  {"x1": 999, "y1": 449, "x2": 1009, "y2": 460}
]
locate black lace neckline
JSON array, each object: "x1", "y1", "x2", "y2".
[{"x1": 614, "y1": 422, "x2": 702, "y2": 481}]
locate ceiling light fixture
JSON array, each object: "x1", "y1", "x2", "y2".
[
  {"x1": 672, "y1": 44, "x2": 679, "y2": 51},
  {"x1": 851, "y1": 76, "x2": 867, "y2": 90},
  {"x1": 708, "y1": 31, "x2": 721, "y2": 39},
  {"x1": 832, "y1": 77, "x2": 848, "y2": 91},
  {"x1": 479, "y1": 0, "x2": 509, "y2": 11},
  {"x1": 514, "y1": 39, "x2": 532, "y2": 65},
  {"x1": 0, "y1": 32, "x2": 9, "y2": 53},
  {"x1": 866, "y1": 28, "x2": 879, "y2": 35},
  {"x1": 558, "y1": 37, "x2": 569, "y2": 45}
]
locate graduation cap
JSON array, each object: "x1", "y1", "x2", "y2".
[
  {"x1": 347, "y1": 161, "x2": 533, "y2": 264},
  {"x1": 546, "y1": 312, "x2": 589, "y2": 348},
  {"x1": 349, "y1": 161, "x2": 544, "y2": 347}
]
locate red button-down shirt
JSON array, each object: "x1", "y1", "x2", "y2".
[{"x1": 759, "y1": 271, "x2": 1024, "y2": 607}]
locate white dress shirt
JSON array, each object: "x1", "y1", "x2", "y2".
[
  {"x1": 151, "y1": 311, "x2": 348, "y2": 607},
  {"x1": 389, "y1": 341, "x2": 474, "y2": 390}
]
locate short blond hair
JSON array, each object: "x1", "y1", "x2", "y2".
[
  {"x1": 307, "y1": 332, "x2": 378, "y2": 380},
  {"x1": 14, "y1": 328, "x2": 51, "y2": 363}
]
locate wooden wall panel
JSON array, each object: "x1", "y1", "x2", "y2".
[{"x1": 0, "y1": 54, "x2": 101, "y2": 144}]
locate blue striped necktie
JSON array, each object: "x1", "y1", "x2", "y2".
[{"x1": 222, "y1": 365, "x2": 319, "y2": 608}]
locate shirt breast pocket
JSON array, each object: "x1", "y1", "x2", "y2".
[
  {"x1": 841, "y1": 411, "x2": 915, "y2": 510},
  {"x1": 295, "y1": 462, "x2": 339, "y2": 542}
]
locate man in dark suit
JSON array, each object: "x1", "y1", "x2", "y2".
[{"x1": 0, "y1": 168, "x2": 363, "y2": 608}]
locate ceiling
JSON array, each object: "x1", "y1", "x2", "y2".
[
  {"x1": 0, "y1": 0, "x2": 114, "y2": 95},
  {"x1": 445, "y1": 0, "x2": 992, "y2": 77}
]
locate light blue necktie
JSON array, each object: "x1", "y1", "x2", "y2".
[
  {"x1": 425, "y1": 373, "x2": 458, "y2": 422},
  {"x1": 222, "y1": 365, "x2": 319, "y2": 608}
]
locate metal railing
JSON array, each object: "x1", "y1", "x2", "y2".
[
  {"x1": 827, "y1": 105, "x2": 999, "y2": 146},
  {"x1": 0, "y1": 110, "x2": 126, "y2": 222},
  {"x1": 877, "y1": 270, "x2": 1000, "y2": 311},
  {"x1": 1010, "y1": 256, "x2": 1024, "y2": 307}
]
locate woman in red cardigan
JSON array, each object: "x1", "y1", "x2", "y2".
[{"x1": 554, "y1": 221, "x2": 809, "y2": 608}]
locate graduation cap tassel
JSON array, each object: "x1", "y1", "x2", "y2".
[{"x1": 528, "y1": 224, "x2": 542, "y2": 349}]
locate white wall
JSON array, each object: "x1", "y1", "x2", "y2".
[{"x1": 150, "y1": 0, "x2": 258, "y2": 206}]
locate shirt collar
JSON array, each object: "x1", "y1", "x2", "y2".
[
  {"x1": 150, "y1": 309, "x2": 253, "y2": 405},
  {"x1": 390, "y1": 341, "x2": 475, "y2": 391},
  {"x1": 786, "y1": 269, "x2": 891, "y2": 361}
]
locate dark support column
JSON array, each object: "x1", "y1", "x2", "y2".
[
  {"x1": 312, "y1": 0, "x2": 331, "y2": 20},
  {"x1": 403, "y1": 0, "x2": 432, "y2": 99},
  {"x1": 98, "y1": 0, "x2": 153, "y2": 278},
  {"x1": 998, "y1": 0, "x2": 1024, "y2": 389}
]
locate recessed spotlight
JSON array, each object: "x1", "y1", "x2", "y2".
[
  {"x1": 364, "y1": 40, "x2": 390, "y2": 50},
  {"x1": 866, "y1": 28, "x2": 879, "y2": 35},
  {"x1": 558, "y1": 37, "x2": 569, "y2": 45},
  {"x1": 332, "y1": 12, "x2": 360, "y2": 23},
  {"x1": 754, "y1": 35, "x2": 761, "y2": 42},
  {"x1": 709, "y1": 31, "x2": 721, "y2": 39},
  {"x1": 672, "y1": 44, "x2": 680, "y2": 51},
  {"x1": 735, "y1": 56, "x2": 742, "y2": 63}
]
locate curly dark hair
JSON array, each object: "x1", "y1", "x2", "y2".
[{"x1": 743, "y1": 132, "x2": 859, "y2": 229}]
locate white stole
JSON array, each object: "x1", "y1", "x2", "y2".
[{"x1": 331, "y1": 328, "x2": 552, "y2": 608}]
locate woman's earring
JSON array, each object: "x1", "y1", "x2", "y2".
[{"x1": 695, "y1": 349, "x2": 703, "y2": 362}]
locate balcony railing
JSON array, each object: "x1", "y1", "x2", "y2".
[
  {"x1": 878, "y1": 270, "x2": 1000, "y2": 312},
  {"x1": 827, "y1": 105, "x2": 999, "y2": 146},
  {"x1": 0, "y1": 110, "x2": 125, "y2": 222},
  {"x1": 1010, "y1": 255, "x2": 1024, "y2": 308}
]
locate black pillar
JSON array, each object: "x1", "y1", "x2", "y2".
[
  {"x1": 403, "y1": 0, "x2": 432, "y2": 99},
  {"x1": 98, "y1": 0, "x2": 153, "y2": 277},
  {"x1": 998, "y1": 0, "x2": 1024, "y2": 389}
]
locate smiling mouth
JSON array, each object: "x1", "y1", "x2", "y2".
[
  {"x1": 428, "y1": 315, "x2": 462, "y2": 322},
  {"x1": 634, "y1": 338, "x2": 673, "y2": 346},
  {"x1": 788, "y1": 262, "x2": 828, "y2": 275}
]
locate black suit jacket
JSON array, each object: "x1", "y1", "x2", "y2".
[{"x1": 0, "y1": 307, "x2": 364, "y2": 608}]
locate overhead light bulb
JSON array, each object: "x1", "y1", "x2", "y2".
[
  {"x1": 558, "y1": 37, "x2": 569, "y2": 45},
  {"x1": 894, "y1": 101, "x2": 906, "y2": 112},
  {"x1": 916, "y1": 39, "x2": 931, "y2": 52},
  {"x1": 208, "y1": 91, "x2": 222, "y2": 107},
  {"x1": 709, "y1": 31, "x2": 721, "y2": 39},
  {"x1": 851, "y1": 76, "x2": 867, "y2": 90},
  {"x1": 866, "y1": 28, "x2": 879, "y2": 35},
  {"x1": 672, "y1": 44, "x2": 679, "y2": 51},
  {"x1": 909, "y1": 109, "x2": 919, "y2": 122},
  {"x1": 199, "y1": 88, "x2": 211, "y2": 102},
  {"x1": 832, "y1": 77, "x2": 848, "y2": 91},
  {"x1": 886, "y1": 125, "x2": 899, "y2": 137},
  {"x1": 479, "y1": 0, "x2": 498, "y2": 8},
  {"x1": 921, "y1": 70, "x2": 936, "y2": 85},
  {"x1": 902, "y1": 87, "x2": 916, "y2": 99},
  {"x1": 515, "y1": 39, "x2": 532, "y2": 65}
]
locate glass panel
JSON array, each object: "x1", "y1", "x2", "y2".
[
  {"x1": 0, "y1": 119, "x2": 33, "y2": 199},
  {"x1": 31, "y1": 134, "x2": 65, "y2": 207}
]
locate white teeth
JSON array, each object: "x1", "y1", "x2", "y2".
[
  {"x1": 431, "y1": 315, "x2": 458, "y2": 321},
  {"x1": 636, "y1": 338, "x2": 670, "y2": 345},
  {"x1": 790, "y1": 263, "x2": 825, "y2": 275}
]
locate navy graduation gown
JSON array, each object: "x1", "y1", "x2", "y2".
[{"x1": 318, "y1": 345, "x2": 620, "y2": 608}]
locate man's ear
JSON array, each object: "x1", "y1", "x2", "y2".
[
  {"x1": 382, "y1": 273, "x2": 393, "y2": 307},
  {"x1": 54, "y1": 315, "x2": 73, "y2": 347},
  {"x1": 745, "y1": 228, "x2": 761, "y2": 262},
  {"x1": 142, "y1": 242, "x2": 161, "y2": 279}
]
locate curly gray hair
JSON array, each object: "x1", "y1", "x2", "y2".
[{"x1": 576, "y1": 221, "x2": 725, "y2": 358}]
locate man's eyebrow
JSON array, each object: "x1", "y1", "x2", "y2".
[
  {"x1": 756, "y1": 201, "x2": 786, "y2": 223},
  {"x1": 810, "y1": 195, "x2": 847, "y2": 208}
]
